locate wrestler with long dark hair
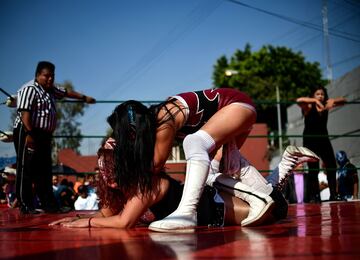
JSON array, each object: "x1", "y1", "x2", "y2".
[{"x1": 50, "y1": 136, "x2": 318, "y2": 229}]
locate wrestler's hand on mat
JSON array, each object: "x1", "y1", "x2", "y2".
[
  {"x1": 49, "y1": 217, "x2": 80, "y2": 226},
  {"x1": 60, "y1": 218, "x2": 90, "y2": 228}
]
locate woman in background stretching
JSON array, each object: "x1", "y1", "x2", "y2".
[{"x1": 297, "y1": 86, "x2": 346, "y2": 202}]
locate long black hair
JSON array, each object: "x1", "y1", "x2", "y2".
[
  {"x1": 107, "y1": 100, "x2": 158, "y2": 196},
  {"x1": 107, "y1": 98, "x2": 185, "y2": 198},
  {"x1": 311, "y1": 86, "x2": 329, "y2": 105}
]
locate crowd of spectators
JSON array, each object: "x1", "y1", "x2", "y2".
[
  {"x1": 1, "y1": 171, "x2": 98, "y2": 211},
  {"x1": 52, "y1": 174, "x2": 99, "y2": 211}
]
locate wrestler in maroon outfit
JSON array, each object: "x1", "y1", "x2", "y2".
[{"x1": 172, "y1": 88, "x2": 255, "y2": 139}]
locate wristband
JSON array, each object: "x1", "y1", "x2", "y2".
[
  {"x1": 82, "y1": 95, "x2": 87, "y2": 101},
  {"x1": 88, "y1": 217, "x2": 93, "y2": 228}
]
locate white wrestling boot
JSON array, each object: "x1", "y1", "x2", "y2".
[
  {"x1": 213, "y1": 174, "x2": 274, "y2": 227},
  {"x1": 277, "y1": 146, "x2": 320, "y2": 191},
  {"x1": 221, "y1": 141, "x2": 273, "y2": 195},
  {"x1": 236, "y1": 154, "x2": 274, "y2": 195},
  {"x1": 149, "y1": 159, "x2": 209, "y2": 232}
]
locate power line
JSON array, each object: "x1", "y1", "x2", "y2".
[
  {"x1": 109, "y1": 0, "x2": 222, "y2": 98},
  {"x1": 80, "y1": 0, "x2": 222, "y2": 131},
  {"x1": 332, "y1": 53, "x2": 360, "y2": 67},
  {"x1": 342, "y1": 0, "x2": 360, "y2": 8},
  {"x1": 270, "y1": 12, "x2": 320, "y2": 45},
  {"x1": 274, "y1": 3, "x2": 359, "y2": 50},
  {"x1": 294, "y1": 12, "x2": 359, "y2": 50},
  {"x1": 225, "y1": 0, "x2": 360, "y2": 43}
]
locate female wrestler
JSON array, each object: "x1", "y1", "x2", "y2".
[
  {"x1": 297, "y1": 86, "x2": 346, "y2": 202},
  {"x1": 50, "y1": 137, "x2": 254, "y2": 229},
  {"x1": 49, "y1": 137, "x2": 317, "y2": 230},
  {"x1": 49, "y1": 134, "x2": 318, "y2": 229}
]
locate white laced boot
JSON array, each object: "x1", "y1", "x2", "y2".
[
  {"x1": 221, "y1": 141, "x2": 273, "y2": 195},
  {"x1": 149, "y1": 160, "x2": 209, "y2": 232},
  {"x1": 277, "y1": 145, "x2": 320, "y2": 191},
  {"x1": 214, "y1": 175, "x2": 274, "y2": 227},
  {"x1": 236, "y1": 154, "x2": 273, "y2": 195}
]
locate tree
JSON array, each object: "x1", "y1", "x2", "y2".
[
  {"x1": 54, "y1": 81, "x2": 88, "y2": 154},
  {"x1": 212, "y1": 44, "x2": 327, "y2": 133}
]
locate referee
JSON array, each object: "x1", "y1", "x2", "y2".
[{"x1": 13, "y1": 61, "x2": 96, "y2": 214}]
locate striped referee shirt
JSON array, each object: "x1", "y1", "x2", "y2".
[{"x1": 14, "y1": 79, "x2": 66, "y2": 133}]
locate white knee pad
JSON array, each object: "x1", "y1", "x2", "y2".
[{"x1": 183, "y1": 130, "x2": 215, "y2": 161}]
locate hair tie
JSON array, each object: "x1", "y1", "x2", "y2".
[{"x1": 127, "y1": 106, "x2": 136, "y2": 126}]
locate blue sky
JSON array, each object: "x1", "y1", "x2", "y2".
[{"x1": 0, "y1": 0, "x2": 359, "y2": 157}]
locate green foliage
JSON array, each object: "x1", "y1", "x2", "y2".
[
  {"x1": 54, "y1": 81, "x2": 87, "y2": 154},
  {"x1": 212, "y1": 44, "x2": 327, "y2": 131}
]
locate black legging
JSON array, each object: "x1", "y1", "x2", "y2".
[{"x1": 303, "y1": 137, "x2": 337, "y2": 201}]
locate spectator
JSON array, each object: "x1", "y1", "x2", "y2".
[
  {"x1": 74, "y1": 185, "x2": 99, "y2": 210},
  {"x1": 54, "y1": 179, "x2": 76, "y2": 210},
  {"x1": 73, "y1": 174, "x2": 85, "y2": 194},
  {"x1": 85, "y1": 174, "x2": 96, "y2": 194},
  {"x1": 67, "y1": 181, "x2": 77, "y2": 205},
  {"x1": 1, "y1": 171, "x2": 17, "y2": 208},
  {"x1": 297, "y1": 86, "x2": 346, "y2": 202},
  {"x1": 336, "y1": 151, "x2": 359, "y2": 200},
  {"x1": 52, "y1": 175, "x2": 59, "y2": 192},
  {"x1": 318, "y1": 169, "x2": 330, "y2": 201}
]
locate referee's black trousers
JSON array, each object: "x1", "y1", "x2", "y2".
[{"x1": 14, "y1": 125, "x2": 57, "y2": 210}]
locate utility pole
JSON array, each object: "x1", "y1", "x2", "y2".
[
  {"x1": 322, "y1": 0, "x2": 333, "y2": 82},
  {"x1": 276, "y1": 85, "x2": 283, "y2": 156}
]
